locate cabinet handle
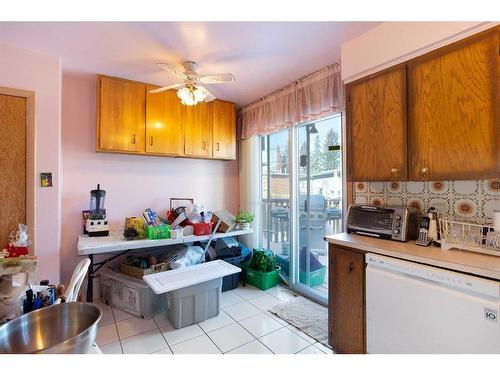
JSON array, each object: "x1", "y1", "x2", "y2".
[
  {"x1": 216, "y1": 142, "x2": 220, "y2": 152},
  {"x1": 202, "y1": 141, "x2": 206, "y2": 150},
  {"x1": 132, "y1": 134, "x2": 136, "y2": 144},
  {"x1": 390, "y1": 167, "x2": 399, "y2": 176},
  {"x1": 420, "y1": 167, "x2": 429, "y2": 178},
  {"x1": 150, "y1": 136, "x2": 153, "y2": 146},
  {"x1": 348, "y1": 262, "x2": 354, "y2": 274}
]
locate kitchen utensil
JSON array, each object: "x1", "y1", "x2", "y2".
[{"x1": 0, "y1": 302, "x2": 102, "y2": 354}]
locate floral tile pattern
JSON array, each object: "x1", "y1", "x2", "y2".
[{"x1": 354, "y1": 179, "x2": 500, "y2": 224}]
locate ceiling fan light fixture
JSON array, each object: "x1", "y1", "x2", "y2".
[{"x1": 176, "y1": 85, "x2": 206, "y2": 106}]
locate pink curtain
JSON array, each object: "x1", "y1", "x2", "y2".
[{"x1": 239, "y1": 64, "x2": 344, "y2": 139}]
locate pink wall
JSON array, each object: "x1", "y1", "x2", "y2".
[
  {"x1": 61, "y1": 76, "x2": 239, "y2": 284},
  {"x1": 0, "y1": 44, "x2": 62, "y2": 283}
]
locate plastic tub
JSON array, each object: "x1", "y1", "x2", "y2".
[
  {"x1": 240, "y1": 262, "x2": 281, "y2": 291},
  {"x1": 100, "y1": 267, "x2": 165, "y2": 319},
  {"x1": 165, "y1": 278, "x2": 221, "y2": 329},
  {"x1": 218, "y1": 248, "x2": 251, "y2": 292}
]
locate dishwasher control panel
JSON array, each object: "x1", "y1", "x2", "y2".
[{"x1": 366, "y1": 253, "x2": 500, "y2": 299}]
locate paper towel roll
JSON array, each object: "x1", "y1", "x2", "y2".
[{"x1": 494, "y1": 210, "x2": 500, "y2": 233}]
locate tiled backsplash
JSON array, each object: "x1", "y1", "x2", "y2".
[{"x1": 354, "y1": 179, "x2": 500, "y2": 225}]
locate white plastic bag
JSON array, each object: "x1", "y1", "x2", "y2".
[{"x1": 164, "y1": 245, "x2": 205, "y2": 270}]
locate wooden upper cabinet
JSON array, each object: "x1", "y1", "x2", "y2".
[
  {"x1": 347, "y1": 65, "x2": 407, "y2": 181},
  {"x1": 184, "y1": 102, "x2": 213, "y2": 158},
  {"x1": 408, "y1": 28, "x2": 500, "y2": 181},
  {"x1": 212, "y1": 100, "x2": 236, "y2": 160},
  {"x1": 97, "y1": 76, "x2": 146, "y2": 153},
  {"x1": 146, "y1": 86, "x2": 184, "y2": 155}
]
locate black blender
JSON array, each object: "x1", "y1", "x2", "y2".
[{"x1": 85, "y1": 184, "x2": 110, "y2": 237}]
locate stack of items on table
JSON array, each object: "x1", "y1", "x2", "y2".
[{"x1": 100, "y1": 236, "x2": 250, "y2": 313}]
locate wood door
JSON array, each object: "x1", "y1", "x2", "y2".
[
  {"x1": 97, "y1": 76, "x2": 146, "y2": 153},
  {"x1": 184, "y1": 102, "x2": 213, "y2": 158},
  {"x1": 146, "y1": 86, "x2": 184, "y2": 155},
  {"x1": 347, "y1": 65, "x2": 407, "y2": 181},
  {"x1": 212, "y1": 100, "x2": 236, "y2": 160},
  {"x1": 0, "y1": 95, "x2": 26, "y2": 247},
  {"x1": 408, "y1": 28, "x2": 499, "y2": 180},
  {"x1": 329, "y1": 245, "x2": 365, "y2": 353}
]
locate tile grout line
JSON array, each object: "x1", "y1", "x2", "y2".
[
  {"x1": 196, "y1": 323, "x2": 224, "y2": 354},
  {"x1": 224, "y1": 302, "x2": 278, "y2": 354},
  {"x1": 153, "y1": 316, "x2": 173, "y2": 354}
]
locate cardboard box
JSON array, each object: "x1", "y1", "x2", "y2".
[{"x1": 212, "y1": 210, "x2": 236, "y2": 233}]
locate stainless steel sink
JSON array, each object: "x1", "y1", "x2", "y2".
[{"x1": 0, "y1": 302, "x2": 102, "y2": 354}]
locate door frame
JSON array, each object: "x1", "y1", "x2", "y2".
[{"x1": 0, "y1": 87, "x2": 36, "y2": 255}]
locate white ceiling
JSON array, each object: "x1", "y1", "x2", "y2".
[{"x1": 0, "y1": 22, "x2": 380, "y2": 106}]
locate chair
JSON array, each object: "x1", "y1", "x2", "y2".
[{"x1": 55, "y1": 258, "x2": 91, "y2": 303}]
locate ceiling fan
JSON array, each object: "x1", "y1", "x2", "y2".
[{"x1": 150, "y1": 61, "x2": 235, "y2": 106}]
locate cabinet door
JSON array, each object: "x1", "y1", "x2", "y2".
[
  {"x1": 184, "y1": 102, "x2": 213, "y2": 158},
  {"x1": 98, "y1": 76, "x2": 146, "y2": 153},
  {"x1": 146, "y1": 86, "x2": 184, "y2": 155},
  {"x1": 347, "y1": 65, "x2": 407, "y2": 181},
  {"x1": 329, "y1": 245, "x2": 365, "y2": 354},
  {"x1": 212, "y1": 100, "x2": 236, "y2": 160},
  {"x1": 408, "y1": 28, "x2": 499, "y2": 180}
]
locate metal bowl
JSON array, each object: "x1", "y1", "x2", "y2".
[{"x1": 0, "y1": 302, "x2": 102, "y2": 354}]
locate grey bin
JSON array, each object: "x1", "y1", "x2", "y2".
[
  {"x1": 100, "y1": 267, "x2": 165, "y2": 319},
  {"x1": 165, "y1": 278, "x2": 222, "y2": 329}
]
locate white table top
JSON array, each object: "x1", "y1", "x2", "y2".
[{"x1": 77, "y1": 229, "x2": 253, "y2": 256}]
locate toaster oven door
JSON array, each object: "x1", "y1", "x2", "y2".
[{"x1": 347, "y1": 206, "x2": 394, "y2": 238}]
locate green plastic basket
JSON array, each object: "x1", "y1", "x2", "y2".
[
  {"x1": 146, "y1": 224, "x2": 170, "y2": 240},
  {"x1": 241, "y1": 262, "x2": 281, "y2": 291}
]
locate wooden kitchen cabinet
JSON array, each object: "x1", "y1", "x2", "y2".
[
  {"x1": 212, "y1": 100, "x2": 236, "y2": 160},
  {"x1": 96, "y1": 75, "x2": 237, "y2": 160},
  {"x1": 145, "y1": 86, "x2": 184, "y2": 155},
  {"x1": 97, "y1": 76, "x2": 146, "y2": 153},
  {"x1": 184, "y1": 102, "x2": 213, "y2": 158},
  {"x1": 346, "y1": 65, "x2": 407, "y2": 181},
  {"x1": 408, "y1": 28, "x2": 500, "y2": 180},
  {"x1": 329, "y1": 244, "x2": 366, "y2": 353}
]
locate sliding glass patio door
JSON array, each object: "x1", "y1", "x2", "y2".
[
  {"x1": 294, "y1": 115, "x2": 343, "y2": 303},
  {"x1": 259, "y1": 114, "x2": 343, "y2": 303}
]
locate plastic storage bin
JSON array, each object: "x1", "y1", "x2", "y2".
[
  {"x1": 240, "y1": 262, "x2": 281, "y2": 291},
  {"x1": 146, "y1": 224, "x2": 170, "y2": 240},
  {"x1": 100, "y1": 267, "x2": 165, "y2": 319},
  {"x1": 165, "y1": 278, "x2": 222, "y2": 329},
  {"x1": 277, "y1": 255, "x2": 326, "y2": 288},
  {"x1": 219, "y1": 248, "x2": 251, "y2": 292}
]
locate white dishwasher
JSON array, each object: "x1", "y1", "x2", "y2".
[{"x1": 366, "y1": 253, "x2": 500, "y2": 354}]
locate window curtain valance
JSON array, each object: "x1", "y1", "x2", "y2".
[{"x1": 239, "y1": 63, "x2": 344, "y2": 139}]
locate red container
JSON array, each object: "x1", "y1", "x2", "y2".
[{"x1": 192, "y1": 222, "x2": 213, "y2": 236}]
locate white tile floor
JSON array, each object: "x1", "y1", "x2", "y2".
[{"x1": 95, "y1": 283, "x2": 333, "y2": 355}]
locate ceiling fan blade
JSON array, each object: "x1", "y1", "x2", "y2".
[
  {"x1": 198, "y1": 86, "x2": 216, "y2": 102},
  {"x1": 149, "y1": 83, "x2": 184, "y2": 94},
  {"x1": 157, "y1": 63, "x2": 188, "y2": 80},
  {"x1": 198, "y1": 73, "x2": 235, "y2": 84}
]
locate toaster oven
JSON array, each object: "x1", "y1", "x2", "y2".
[{"x1": 347, "y1": 204, "x2": 419, "y2": 242}]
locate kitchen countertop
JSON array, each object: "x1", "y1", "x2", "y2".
[{"x1": 325, "y1": 233, "x2": 500, "y2": 281}]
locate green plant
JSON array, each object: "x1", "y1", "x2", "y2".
[
  {"x1": 249, "y1": 248, "x2": 278, "y2": 273},
  {"x1": 235, "y1": 210, "x2": 255, "y2": 223}
]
